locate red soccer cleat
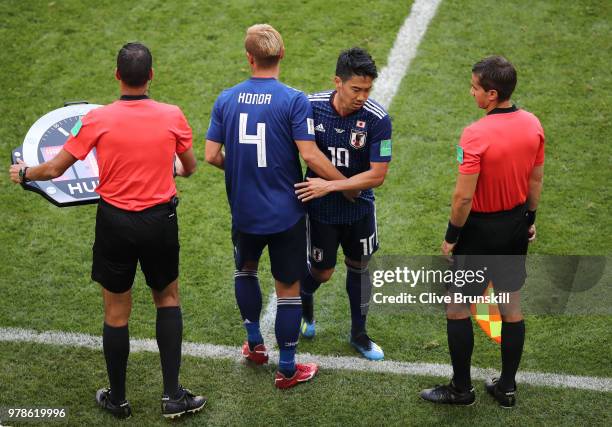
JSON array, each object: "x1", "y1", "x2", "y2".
[
  {"x1": 274, "y1": 363, "x2": 319, "y2": 389},
  {"x1": 241, "y1": 341, "x2": 269, "y2": 365}
]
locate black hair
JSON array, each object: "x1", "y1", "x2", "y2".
[
  {"x1": 116, "y1": 42, "x2": 152, "y2": 87},
  {"x1": 472, "y1": 56, "x2": 517, "y2": 102},
  {"x1": 335, "y1": 47, "x2": 378, "y2": 81}
]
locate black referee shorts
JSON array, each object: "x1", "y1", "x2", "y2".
[
  {"x1": 232, "y1": 216, "x2": 306, "y2": 285},
  {"x1": 451, "y1": 203, "x2": 529, "y2": 296},
  {"x1": 92, "y1": 198, "x2": 180, "y2": 294}
]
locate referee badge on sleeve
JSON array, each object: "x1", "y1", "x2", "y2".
[
  {"x1": 456, "y1": 145, "x2": 464, "y2": 164},
  {"x1": 71, "y1": 118, "x2": 83, "y2": 136}
]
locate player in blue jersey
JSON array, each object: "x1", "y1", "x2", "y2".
[
  {"x1": 295, "y1": 48, "x2": 392, "y2": 361},
  {"x1": 205, "y1": 24, "x2": 356, "y2": 389}
]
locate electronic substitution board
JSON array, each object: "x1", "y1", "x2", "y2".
[{"x1": 11, "y1": 102, "x2": 102, "y2": 207}]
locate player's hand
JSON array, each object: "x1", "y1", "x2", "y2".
[
  {"x1": 441, "y1": 240, "x2": 456, "y2": 262},
  {"x1": 294, "y1": 177, "x2": 334, "y2": 202},
  {"x1": 9, "y1": 159, "x2": 27, "y2": 184},
  {"x1": 342, "y1": 189, "x2": 361, "y2": 203},
  {"x1": 528, "y1": 224, "x2": 536, "y2": 242}
]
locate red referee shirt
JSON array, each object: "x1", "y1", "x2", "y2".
[
  {"x1": 458, "y1": 106, "x2": 545, "y2": 213},
  {"x1": 64, "y1": 96, "x2": 192, "y2": 211}
]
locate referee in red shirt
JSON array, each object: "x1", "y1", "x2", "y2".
[
  {"x1": 421, "y1": 56, "x2": 545, "y2": 408},
  {"x1": 9, "y1": 43, "x2": 205, "y2": 419}
]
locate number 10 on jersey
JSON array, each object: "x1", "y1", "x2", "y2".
[{"x1": 239, "y1": 113, "x2": 267, "y2": 167}]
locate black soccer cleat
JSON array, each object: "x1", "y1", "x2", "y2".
[
  {"x1": 485, "y1": 377, "x2": 517, "y2": 408},
  {"x1": 95, "y1": 387, "x2": 132, "y2": 419},
  {"x1": 161, "y1": 386, "x2": 207, "y2": 419},
  {"x1": 420, "y1": 381, "x2": 476, "y2": 406}
]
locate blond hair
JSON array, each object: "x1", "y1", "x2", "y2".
[{"x1": 245, "y1": 24, "x2": 284, "y2": 68}]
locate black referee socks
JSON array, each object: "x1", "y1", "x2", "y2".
[
  {"x1": 499, "y1": 320, "x2": 525, "y2": 391},
  {"x1": 447, "y1": 317, "x2": 474, "y2": 392},
  {"x1": 102, "y1": 323, "x2": 130, "y2": 404},
  {"x1": 156, "y1": 306, "x2": 183, "y2": 399}
]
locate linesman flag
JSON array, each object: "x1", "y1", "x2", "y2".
[{"x1": 470, "y1": 282, "x2": 502, "y2": 344}]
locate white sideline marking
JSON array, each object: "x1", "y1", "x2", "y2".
[
  {"x1": 260, "y1": 290, "x2": 277, "y2": 347},
  {"x1": 370, "y1": 0, "x2": 444, "y2": 110},
  {"x1": 2, "y1": 327, "x2": 611, "y2": 393}
]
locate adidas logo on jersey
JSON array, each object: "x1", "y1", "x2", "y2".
[{"x1": 315, "y1": 123, "x2": 325, "y2": 133}]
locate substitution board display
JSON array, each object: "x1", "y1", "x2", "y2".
[{"x1": 11, "y1": 102, "x2": 102, "y2": 207}]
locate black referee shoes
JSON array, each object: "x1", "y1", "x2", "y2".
[
  {"x1": 420, "y1": 381, "x2": 476, "y2": 406},
  {"x1": 95, "y1": 388, "x2": 132, "y2": 419}
]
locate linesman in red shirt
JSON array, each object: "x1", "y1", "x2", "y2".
[
  {"x1": 9, "y1": 43, "x2": 206, "y2": 420},
  {"x1": 420, "y1": 56, "x2": 545, "y2": 408}
]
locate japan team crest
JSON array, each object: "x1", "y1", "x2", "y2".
[
  {"x1": 350, "y1": 130, "x2": 367, "y2": 149},
  {"x1": 312, "y1": 247, "x2": 323, "y2": 262}
]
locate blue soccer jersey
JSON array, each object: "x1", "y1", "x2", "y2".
[
  {"x1": 306, "y1": 90, "x2": 392, "y2": 224},
  {"x1": 207, "y1": 77, "x2": 315, "y2": 234}
]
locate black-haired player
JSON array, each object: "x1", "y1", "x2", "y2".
[{"x1": 295, "y1": 47, "x2": 392, "y2": 360}]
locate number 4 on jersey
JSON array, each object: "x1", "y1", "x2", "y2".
[{"x1": 239, "y1": 113, "x2": 267, "y2": 167}]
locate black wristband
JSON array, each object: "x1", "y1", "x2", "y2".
[
  {"x1": 445, "y1": 221, "x2": 462, "y2": 243},
  {"x1": 527, "y1": 210, "x2": 536, "y2": 226},
  {"x1": 19, "y1": 166, "x2": 30, "y2": 183}
]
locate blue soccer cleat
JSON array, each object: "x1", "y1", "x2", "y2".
[
  {"x1": 300, "y1": 318, "x2": 316, "y2": 339},
  {"x1": 350, "y1": 333, "x2": 384, "y2": 361}
]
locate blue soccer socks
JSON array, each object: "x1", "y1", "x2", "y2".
[
  {"x1": 345, "y1": 263, "x2": 371, "y2": 338},
  {"x1": 276, "y1": 296, "x2": 302, "y2": 377},
  {"x1": 235, "y1": 269, "x2": 263, "y2": 347}
]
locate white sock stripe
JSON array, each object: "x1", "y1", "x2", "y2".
[
  {"x1": 234, "y1": 270, "x2": 258, "y2": 276},
  {"x1": 277, "y1": 298, "x2": 302, "y2": 302},
  {"x1": 277, "y1": 298, "x2": 302, "y2": 305}
]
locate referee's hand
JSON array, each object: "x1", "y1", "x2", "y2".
[
  {"x1": 441, "y1": 240, "x2": 455, "y2": 262},
  {"x1": 9, "y1": 159, "x2": 26, "y2": 184},
  {"x1": 528, "y1": 224, "x2": 536, "y2": 242}
]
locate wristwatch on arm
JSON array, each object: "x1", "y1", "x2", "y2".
[{"x1": 19, "y1": 166, "x2": 30, "y2": 183}]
